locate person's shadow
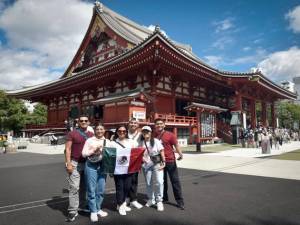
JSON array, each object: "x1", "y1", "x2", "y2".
[
  {"x1": 46, "y1": 188, "x2": 69, "y2": 217},
  {"x1": 46, "y1": 188, "x2": 148, "y2": 217}
]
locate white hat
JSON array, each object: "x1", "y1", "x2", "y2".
[{"x1": 141, "y1": 126, "x2": 152, "y2": 132}]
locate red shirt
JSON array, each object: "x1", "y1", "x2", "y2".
[
  {"x1": 66, "y1": 129, "x2": 94, "y2": 162},
  {"x1": 155, "y1": 131, "x2": 178, "y2": 162}
]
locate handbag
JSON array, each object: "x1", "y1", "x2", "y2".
[
  {"x1": 144, "y1": 140, "x2": 162, "y2": 164},
  {"x1": 88, "y1": 139, "x2": 106, "y2": 163}
]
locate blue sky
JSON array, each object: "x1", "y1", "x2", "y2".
[{"x1": 0, "y1": 0, "x2": 300, "y2": 90}]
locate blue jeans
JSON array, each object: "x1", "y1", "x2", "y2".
[
  {"x1": 85, "y1": 160, "x2": 107, "y2": 213},
  {"x1": 143, "y1": 163, "x2": 164, "y2": 203}
]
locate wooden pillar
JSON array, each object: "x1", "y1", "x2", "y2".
[
  {"x1": 189, "y1": 125, "x2": 193, "y2": 144},
  {"x1": 261, "y1": 101, "x2": 267, "y2": 127},
  {"x1": 250, "y1": 99, "x2": 256, "y2": 129},
  {"x1": 196, "y1": 111, "x2": 201, "y2": 143},
  {"x1": 234, "y1": 92, "x2": 242, "y2": 111},
  {"x1": 271, "y1": 102, "x2": 276, "y2": 128},
  {"x1": 55, "y1": 98, "x2": 59, "y2": 124}
]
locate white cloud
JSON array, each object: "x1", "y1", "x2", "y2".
[
  {"x1": 0, "y1": 47, "x2": 60, "y2": 90},
  {"x1": 213, "y1": 18, "x2": 234, "y2": 33},
  {"x1": 285, "y1": 5, "x2": 300, "y2": 33},
  {"x1": 258, "y1": 46, "x2": 300, "y2": 82},
  {"x1": 204, "y1": 55, "x2": 223, "y2": 67},
  {"x1": 230, "y1": 48, "x2": 267, "y2": 65},
  {"x1": 243, "y1": 46, "x2": 251, "y2": 51},
  {"x1": 0, "y1": 0, "x2": 93, "y2": 90},
  {"x1": 212, "y1": 36, "x2": 234, "y2": 50}
]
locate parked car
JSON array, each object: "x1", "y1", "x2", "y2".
[{"x1": 31, "y1": 132, "x2": 66, "y2": 145}]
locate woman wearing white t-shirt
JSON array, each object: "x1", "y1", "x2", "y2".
[
  {"x1": 111, "y1": 125, "x2": 136, "y2": 216},
  {"x1": 139, "y1": 126, "x2": 166, "y2": 211},
  {"x1": 82, "y1": 124, "x2": 111, "y2": 222}
]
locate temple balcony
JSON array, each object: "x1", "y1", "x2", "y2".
[{"x1": 153, "y1": 113, "x2": 197, "y2": 126}]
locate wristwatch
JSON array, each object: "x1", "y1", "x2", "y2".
[{"x1": 65, "y1": 162, "x2": 71, "y2": 167}]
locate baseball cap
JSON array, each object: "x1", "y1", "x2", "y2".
[{"x1": 141, "y1": 126, "x2": 152, "y2": 132}]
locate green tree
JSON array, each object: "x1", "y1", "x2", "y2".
[
  {"x1": 26, "y1": 103, "x2": 47, "y2": 125},
  {"x1": 278, "y1": 101, "x2": 300, "y2": 129},
  {"x1": 0, "y1": 90, "x2": 28, "y2": 134}
]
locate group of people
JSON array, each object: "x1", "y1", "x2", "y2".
[
  {"x1": 239, "y1": 124, "x2": 299, "y2": 153},
  {"x1": 64, "y1": 116, "x2": 185, "y2": 222}
]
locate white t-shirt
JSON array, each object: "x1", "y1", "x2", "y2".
[
  {"x1": 82, "y1": 136, "x2": 112, "y2": 158},
  {"x1": 128, "y1": 131, "x2": 141, "y2": 147},
  {"x1": 142, "y1": 138, "x2": 164, "y2": 167},
  {"x1": 111, "y1": 138, "x2": 136, "y2": 149}
]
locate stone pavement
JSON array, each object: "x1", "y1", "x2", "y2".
[
  {"x1": 12, "y1": 141, "x2": 300, "y2": 181},
  {"x1": 178, "y1": 141, "x2": 300, "y2": 181}
]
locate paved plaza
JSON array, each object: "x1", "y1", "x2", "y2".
[{"x1": 0, "y1": 142, "x2": 300, "y2": 225}]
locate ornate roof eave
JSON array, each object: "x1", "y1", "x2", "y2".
[
  {"x1": 92, "y1": 88, "x2": 153, "y2": 105},
  {"x1": 7, "y1": 28, "x2": 296, "y2": 102},
  {"x1": 255, "y1": 74, "x2": 297, "y2": 100},
  {"x1": 185, "y1": 102, "x2": 228, "y2": 113}
]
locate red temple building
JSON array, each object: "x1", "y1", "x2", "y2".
[{"x1": 7, "y1": 2, "x2": 297, "y2": 144}]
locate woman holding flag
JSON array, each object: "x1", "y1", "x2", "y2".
[
  {"x1": 82, "y1": 124, "x2": 111, "y2": 222},
  {"x1": 111, "y1": 125, "x2": 138, "y2": 216}
]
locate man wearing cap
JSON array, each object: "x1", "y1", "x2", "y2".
[
  {"x1": 154, "y1": 118, "x2": 185, "y2": 210},
  {"x1": 126, "y1": 118, "x2": 143, "y2": 209}
]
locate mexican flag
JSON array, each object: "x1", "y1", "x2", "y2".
[{"x1": 102, "y1": 147, "x2": 145, "y2": 175}]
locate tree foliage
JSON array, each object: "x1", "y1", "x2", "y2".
[
  {"x1": 0, "y1": 90, "x2": 47, "y2": 134},
  {"x1": 26, "y1": 103, "x2": 47, "y2": 125},
  {"x1": 278, "y1": 101, "x2": 300, "y2": 129}
]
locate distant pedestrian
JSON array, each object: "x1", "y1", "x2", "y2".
[
  {"x1": 154, "y1": 118, "x2": 185, "y2": 210},
  {"x1": 261, "y1": 129, "x2": 270, "y2": 154},
  {"x1": 65, "y1": 115, "x2": 94, "y2": 222}
]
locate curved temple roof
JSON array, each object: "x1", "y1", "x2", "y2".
[{"x1": 6, "y1": 1, "x2": 297, "y2": 101}]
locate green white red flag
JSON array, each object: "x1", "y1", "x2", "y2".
[{"x1": 102, "y1": 147, "x2": 145, "y2": 174}]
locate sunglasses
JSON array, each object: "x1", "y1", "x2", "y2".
[
  {"x1": 117, "y1": 130, "x2": 127, "y2": 134},
  {"x1": 80, "y1": 120, "x2": 88, "y2": 123}
]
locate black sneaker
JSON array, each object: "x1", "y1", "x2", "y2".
[
  {"x1": 65, "y1": 212, "x2": 78, "y2": 222},
  {"x1": 177, "y1": 203, "x2": 185, "y2": 210}
]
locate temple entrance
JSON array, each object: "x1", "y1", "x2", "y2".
[
  {"x1": 93, "y1": 105, "x2": 103, "y2": 119},
  {"x1": 175, "y1": 99, "x2": 189, "y2": 116}
]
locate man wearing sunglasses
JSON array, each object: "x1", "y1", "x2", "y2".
[{"x1": 65, "y1": 115, "x2": 94, "y2": 222}]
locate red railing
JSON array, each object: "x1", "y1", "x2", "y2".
[{"x1": 154, "y1": 113, "x2": 197, "y2": 125}]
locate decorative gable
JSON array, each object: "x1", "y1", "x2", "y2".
[{"x1": 66, "y1": 14, "x2": 134, "y2": 76}]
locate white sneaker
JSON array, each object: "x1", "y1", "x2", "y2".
[
  {"x1": 123, "y1": 205, "x2": 132, "y2": 211},
  {"x1": 97, "y1": 209, "x2": 108, "y2": 217},
  {"x1": 130, "y1": 200, "x2": 143, "y2": 209},
  {"x1": 157, "y1": 202, "x2": 164, "y2": 211},
  {"x1": 117, "y1": 205, "x2": 126, "y2": 216},
  {"x1": 145, "y1": 200, "x2": 154, "y2": 207},
  {"x1": 90, "y1": 212, "x2": 98, "y2": 222}
]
